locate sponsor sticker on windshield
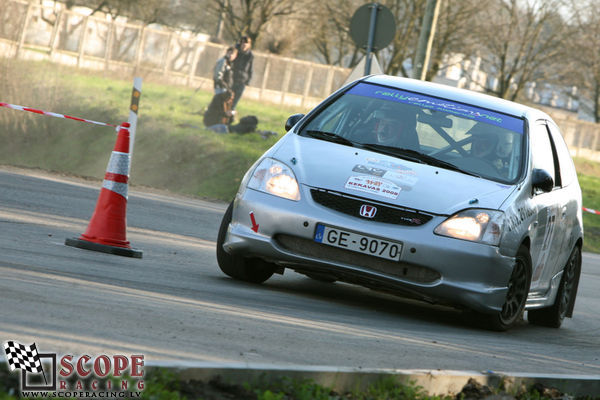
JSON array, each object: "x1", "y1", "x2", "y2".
[
  {"x1": 347, "y1": 83, "x2": 524, "y2": 134},
  {"x1": 345, "y1": 176, "x2": 401, "y2": 199}
]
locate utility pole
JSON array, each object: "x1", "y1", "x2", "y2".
[{"x1": 412, "y1": 0, "x2": 440, "y2": 81}]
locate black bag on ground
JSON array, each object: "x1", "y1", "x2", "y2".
[{"x1": 230, "y1": 115, "x2": 258, "y2": 134}]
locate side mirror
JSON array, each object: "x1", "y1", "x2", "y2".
[
  {"x1": 285, "y1": 113, "x2": 304, "y2": 131},
  {"x1": 532, "y1": 169, "x2": 554, "y2": 193}
]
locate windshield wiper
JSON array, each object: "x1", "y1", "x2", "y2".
[
  {"x1": 359, "y1": 143, "x2": 425, "y2": 164},
  {"x1": 305, "y1": 130, "x2": 356, "y2": 147},
  {"x1": 412, "y1": 151, "x2": 481, "y2": 177},
  {"x1": 361, "y1": 144, "x2": 482, "y2": 178}
]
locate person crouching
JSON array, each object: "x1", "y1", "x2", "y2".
[{"x1": 203, "y1": 89, "x2": 235, "y2": 133}]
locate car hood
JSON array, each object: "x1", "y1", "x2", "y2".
[{"x1": 270, "y1": 134, "x2": 516, "y2": 215}]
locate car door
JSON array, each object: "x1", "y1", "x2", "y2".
[
  {"x1": 528, "y1": 121, "x2": 564, "y2": 292},
  {"x1": 546, "y1": 120, "x2": 579, "y2": 272}
]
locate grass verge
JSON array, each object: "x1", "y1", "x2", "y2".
[
  {"x1": 1, "y1": 58, "x2": 599, "y2": 252},
  {"x1": 1, "y1": 364, "x2": 596, "y2": 400},
  {"x1": 579, "y1": 172, "x2": 600, "y2": 253},
  {"x1": 0, "y1": 58, "x2": 297, "y2": 202}
]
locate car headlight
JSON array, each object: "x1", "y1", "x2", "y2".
[
  {"x1": 247, "y1": 158, "x2": 300, "y2": 201},
  {"x1": 434, "y1": 209, "x2": 504, "y2": 245}
]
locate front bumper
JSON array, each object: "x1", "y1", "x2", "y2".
[{"x1": 223, "y1": 186, "x2": 515, "y2": 314}]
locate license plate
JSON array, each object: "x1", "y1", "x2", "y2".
[{"x1": 314, "y1": 224, "x2": 402, "y2": 261}]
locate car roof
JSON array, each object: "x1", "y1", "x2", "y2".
[{"x1": 363, "y1": 75, "x2": 551, "y2": 122}]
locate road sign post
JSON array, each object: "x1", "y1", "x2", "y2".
[
  {"x1": 364, "y1": 4, "x2": 379, "y2": 75},
  {"x1": 350, "y1": 3, "x2": 396, "y2": 76}
]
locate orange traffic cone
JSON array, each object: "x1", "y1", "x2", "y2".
[{"x1": 65, "y1": 122, "x2": 143, "y2": 258}]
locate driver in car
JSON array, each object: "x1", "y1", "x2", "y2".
[
  {"x1": 372, "y1": 108, "x2": 397, "y2": 145},
  {"x1": 370, "y1": 106, "x2": 420, "y2": 150}
]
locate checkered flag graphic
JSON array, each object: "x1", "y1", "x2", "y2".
[{"x1": 3, "y1": 341, "x2": 43, "y2": 373}]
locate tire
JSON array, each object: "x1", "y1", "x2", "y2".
[
  {"x1": 216, "y1": 201, "x2": 275, "y2": 284},
  {"x1": 528, "y1": 246, "x2": 581, "y2": 328},
  {"x1": 484, "y1": 245, "x2": 532, "y2": 331}
]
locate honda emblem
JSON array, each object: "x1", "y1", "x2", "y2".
[{"x1": 359, "y1": 204, "x2": 377, "y2": 218}]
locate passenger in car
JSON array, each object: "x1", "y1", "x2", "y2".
[
  {"x1": 470, "y1": 131, "x2": 498, "y2": 159},
  {"x1": 492, "y1": 134, "x2": 515, "y2": 177},
  {"x1": 469, "y1": 127, "x2": 516, "y2": 178}
]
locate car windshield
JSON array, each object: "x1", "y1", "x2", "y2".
[{"x1": 299, "y1": 82, "x2": 525, "y2": 183}]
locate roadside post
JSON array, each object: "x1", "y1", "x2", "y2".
[{"x1": 128, "y1": 77, "x2": 142, "y2": 173}]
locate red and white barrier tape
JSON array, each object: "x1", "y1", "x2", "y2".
[
  {"x1": 583, "y1": 207, "x2": 600, "y2": 215},
  {"x1": 0, "y1": 102, "x2": 117, "y2": 128}
]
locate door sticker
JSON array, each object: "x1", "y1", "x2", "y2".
[{"x1": 533, "y1": 209, "x2": 557, "y2": 281}]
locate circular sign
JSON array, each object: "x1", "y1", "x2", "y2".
[{"x1": 350, "y1": 3, "x2": 396, "y2": 50}]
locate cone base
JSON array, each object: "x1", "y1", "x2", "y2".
[{"x1": 65, "y1": 237, "x2": 143, "y2": 259}]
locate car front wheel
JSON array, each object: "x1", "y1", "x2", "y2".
[
  {"x1": 484, "y1": 245, "x2": 532, "y2": 331},
  {"x1": 528, "y1": 245, "x2": 581, "y2": 328},
  {"x1": 216, "y1": 201, "x2": 275, "y2": 284}
]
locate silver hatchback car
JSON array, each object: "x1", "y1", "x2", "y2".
[{"x1": 216, "y1": 75, "x2": 583, "y2": 331}]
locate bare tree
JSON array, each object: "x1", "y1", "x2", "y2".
[
  {"x1": 364, "y1": 0, "x2": 481, "y2": 78},
  {"x1": 568, "y1": 0, "x2": 600, "y2": 122},
  {"x1": 304, "y1": 0, "x2": 483, "y2": 79},
  {"x1": 301, "y1": 0, "x2": 422, "y2": 74},
  {"x1": 209, "y1": 0, "x2": 297, "y2": 45},
  {"x1": 380, "y1": 0, "x2": 423, "y2": 76},
  {"x1": 469, "y1": 0, "x2": 570, "y2": 101},
  {"x1": 303, "y1": 0, "x2": 362, "y2": 67},
  {"x1": 425, "y1": 0, "x2": 491, "y2": 81},
  {"x1": 84, "y1": 0, "x2": 175, "y2": 25}
]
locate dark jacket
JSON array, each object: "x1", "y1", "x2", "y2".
[
  {"x1": 203, "y1": 92, "x2": 234, "y2": 127},
  {"x1": 232, "y1": 48, "x2": 253, "y2": 86},
  {"x1": 213, "y1": 56, "x2": 233, "y2": 92}
]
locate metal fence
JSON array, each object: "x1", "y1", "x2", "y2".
[
  {"x1": 1, "y1": 0, "x2": 599, "y2": 161},
  {"x1": 0, "y1": 0, "x2": 349, "y2": 109}
]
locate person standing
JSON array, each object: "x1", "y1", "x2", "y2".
[
  {"x1": 231, "y1": 36, "x2": 254, "y2": 110},
  {"x1": 213, "y1": 46, "x2": 237, "y2": 94}
]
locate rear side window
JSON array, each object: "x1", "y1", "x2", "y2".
[
  {"x1": 546, "y1": 122, "x2": 577, "y2": 187},
  {"x1": 531, "y1": 122, "x2": 560, "y2": 189}
]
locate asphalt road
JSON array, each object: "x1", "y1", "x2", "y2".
[{"x1": 1, "y1": 167, "x2": 599, "y2": 375}]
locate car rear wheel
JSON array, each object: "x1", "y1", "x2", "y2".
[
  {"x1": 528, "y1": 246, "x2": 581, "y2": 328},
  {"x1": 216, "y1": 201, "x2": 275, "y2": 284},
  {"x1": 485, "y1": 245, "x2": 532, "y2": 331}
]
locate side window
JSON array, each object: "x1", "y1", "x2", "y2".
[
  {"x1": 530, "y1": 122, "x2": 560, "y2": 188},
  {"x1": 547, "y1": 122, "x2": 576, "y2": 187}
]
